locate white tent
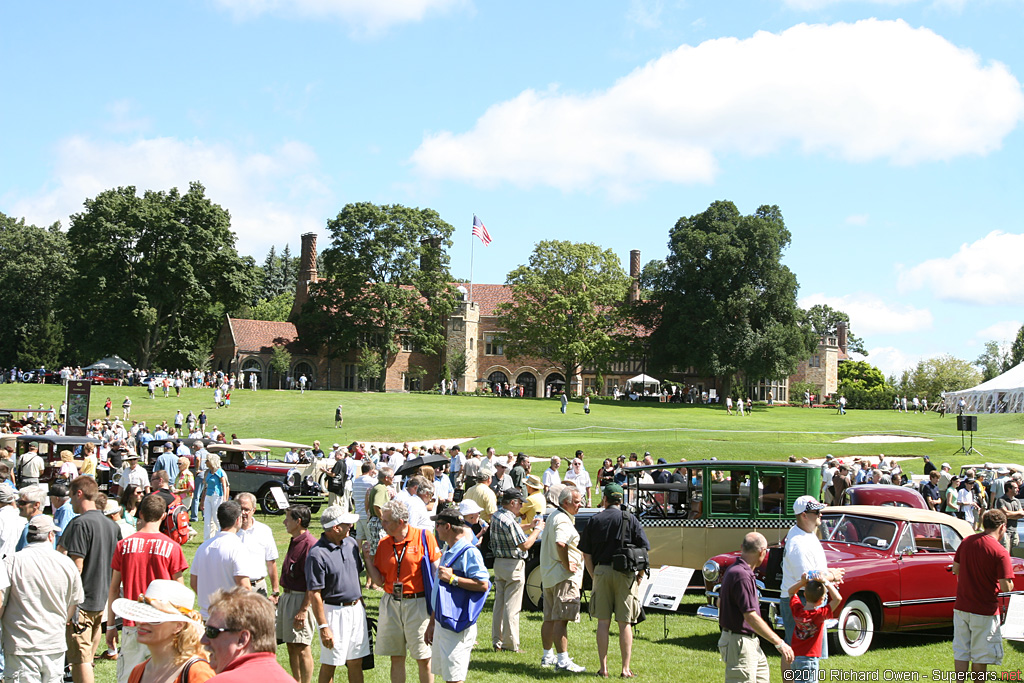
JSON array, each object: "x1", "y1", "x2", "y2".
[
  {"x1": 944, "y1": 362, "x2": 1024, "y2": 414},
  {"x1": 626, "y1": 373, "x2": 660, "y2": 391}
]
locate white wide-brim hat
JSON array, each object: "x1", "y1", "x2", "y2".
[{"x1": 112, "y1": 579, "x2": 198, "y2": 625}]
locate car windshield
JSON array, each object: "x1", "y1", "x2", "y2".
[{"x1": 821, "y1": 513, "x2": 898, "y2": 550}]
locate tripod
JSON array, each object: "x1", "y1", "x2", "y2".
[{"x1": 953, "y1": 428, "x2": 982, "y2": 457}]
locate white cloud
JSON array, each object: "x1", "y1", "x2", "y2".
[
  {"x1": 800, "y1": 292, "x2": 933, "y2": 336},
  {"x1": 4, "y1": 135, "x2": 333, "y2": 256},
  {"x1": 898, "y1": 231, "x2": 1024, "y2": 305},
  {"x1": 845, "y1": 214, "x2": 869, "y2": 226},
  {"x1": 212, "y1": 0, "x2": 465, "y2": 33},
  {"x1": 865, "y1": 346, "x2": 927, "y2": 378},
  {"x1": 972, "y1": 320, "x2": 1021, "y2": 344},
  {"x1": 411, "y1": 19, "x2": 1024, "y2": 194},
  {"x1": 627, "y1": 0, "x2": 664, "y2": 29}
]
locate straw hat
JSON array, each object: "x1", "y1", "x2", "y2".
[{"x1": 112, "y1": 580, "x2": 198, "y2": 626}]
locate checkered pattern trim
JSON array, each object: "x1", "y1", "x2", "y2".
[{"x1": 639, "y1": 517, "x2": 796, "y2": 529}]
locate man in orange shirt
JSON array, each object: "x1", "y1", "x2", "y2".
[{"x1": 362, "y1": 499, "x2": 440, "y2": 683}]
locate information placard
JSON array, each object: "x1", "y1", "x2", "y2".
[
  {"x1": 1003, "y1": 594, "x2": 1024, "y2": 641},
  {"x1": 641, "y1": 566, "x2": 694, "y2": 612},
  {"x1": 270, "y1": 487, "x2": 291, "y2": 511},
  {"x1": 65, "y1": 380, "x2": 91, "y2": 436}
]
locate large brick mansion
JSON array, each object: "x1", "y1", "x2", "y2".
[{"x1": 212, "y1": 233, "x2": 844, "y2": 401}]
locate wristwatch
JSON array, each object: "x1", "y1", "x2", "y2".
[
  {"x1": 272, "y1": 590, "x2": 280, "y2": 597},
  {"x1": 319, "y1": 624, "x2": 330, "y2": 630}
]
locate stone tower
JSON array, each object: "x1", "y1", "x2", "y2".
[{"x1": 290, "y1": 232, "x2": 319, "y2": 322}]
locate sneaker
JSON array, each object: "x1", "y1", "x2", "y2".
[
  {"x1": 540, "y1": 653, "x2": 557, "y2": 667},
  {"x1": 556, "y1": 659, "x2": 586, "y2": 673}
]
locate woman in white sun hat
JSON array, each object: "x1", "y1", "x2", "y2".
[{"x1": 112, "y1": 580, "x2": 214, "y2": 683}]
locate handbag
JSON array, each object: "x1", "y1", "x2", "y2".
[
  {"x1": 611, "y1": 509, "x2": 649, "y2": 573},
  {"x1": 420, "y1": 529, "x2": 436, "y2": 616},
  {"x1": 434, "y1": 543, "x2": 490, "y2": 633}
]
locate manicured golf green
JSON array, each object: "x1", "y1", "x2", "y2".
[{"x1": 2, "y1": 383, "x2": 1022, "y2": 680}]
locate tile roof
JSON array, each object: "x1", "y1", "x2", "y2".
[
  {"x1": 467, "y1": 283, "x2": 514, "y2": 317},
  {"x1": 228, "y1": 318, "x2": 304, "y2": 353}
]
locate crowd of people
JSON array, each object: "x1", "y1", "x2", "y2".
[{"x1": 0, "y1": 409, "x2": 660, "y2": 683}]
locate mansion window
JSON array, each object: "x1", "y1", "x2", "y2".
[
  {"x1": 343, "y1": 364, "x2": 356, "y2": 390},
  {"x1": 404, "y1": 373, "x2": 422, "y2": 391},
  {"x1": 401, "y1": 337, "x2": 422, "y2": 353},
  {"x1": 809, "y1": 355, "x2": 821, "y2": 368},
  {"x1": 485, "y1": 335, "x2": 503, "y2": 356}
]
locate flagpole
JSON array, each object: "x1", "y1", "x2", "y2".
[{"x1": 469, "y1": 214, "x2": 475, "y2": 303}]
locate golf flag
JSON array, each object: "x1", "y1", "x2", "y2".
[{"x1": 472, "y1": 215, "x2": 492, "y2": 246}]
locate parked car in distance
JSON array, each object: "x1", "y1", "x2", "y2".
[
  {"x1": 698, "y1": 505, "x2": 1024, "y2": 656},
  {"x1": 217, "y1": 439, "x2": 332, "y2": 514},
  {"x1": 840, "y1": 484, "x2": 927, "y2": 509}
]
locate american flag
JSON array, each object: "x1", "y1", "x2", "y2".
[{"x1": 472, "y1": 215, "x2": 492, "y2": 246}]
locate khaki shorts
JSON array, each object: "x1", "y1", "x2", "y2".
[
  {"x1": 542, "y1": 579, "x2": 581, "y2": 622},
  {"x1": 4, "y1": 651, "x2": 64, "y2": 683},
  {"x1": 376, "y1": 593, "x2": 431, "y2": 661},
  {"x1": 589, "y1": 565, "x2": 641, "y2": 623},
  {"x1": 952, "y1": 609, "x2": 1003, "y2": 665},
  {"x1": 276, "y1": 591, "x2": 316, "y2": 645},
  {"x1": 718, "y1": 631, "x2": 769, "y2": 683},
  {"x1": 67, "y1": 608, "x2": 104, "y2": 664}
]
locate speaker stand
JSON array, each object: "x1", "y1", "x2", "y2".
[{"x1": 953, "y1": 430, "x2": 982, "y2": 457}]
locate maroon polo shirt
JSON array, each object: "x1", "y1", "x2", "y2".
[
  {"x1": 719, "y1": 556, "x2": 759, "y2": 636},
  {"x1": 280, "y1": 530, "x2": 317, "y2": 592}
]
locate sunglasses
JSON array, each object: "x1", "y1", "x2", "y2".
[{"x1": 204, "y1": 625, "x2": 237, "y2": 640}]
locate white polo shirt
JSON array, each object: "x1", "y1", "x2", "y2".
[{"x1": 237, "y1": 519, "x2": 278, "y2": 581}]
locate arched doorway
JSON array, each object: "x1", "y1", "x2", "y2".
[
  {"x1": 293, "y1": 362, "x2": 315, "y2": 389},
  {"x1": 545, "y1": 373, "x2": 565, "y2": 398},
  {"x1": 518, "y1": 372, "x2": 537, "y2": 398},
  {"x1": 241, "y1": 359, "x2": 263, "y2": 390},
  {"x1": 488, "y1": 371, "x2": 508, "y2": 395}
]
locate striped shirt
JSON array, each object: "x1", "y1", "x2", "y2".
[
  {"x1": 351, "y1": 475, "x2": 376, "y2": 521},
  {"x1": 489, "y1": 507, "x2": 528, "y2": 560}
]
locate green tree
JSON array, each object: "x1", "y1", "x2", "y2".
[
  {"x1": 260, "y1": 246, "x2": 284, "y2": 301},
  {"x1": 0, "y1": 213, "x2": 70, "y2": 368},
  {"x1": 357, "y1": 345, "x2": 384, "y2": 391},
  {"x1": 280, "y1": 243, "x2": 297, "y2": 293},
  {"x1": 901, "y1": 355, "x2": 981, "y2": 400},
  {"x1": 646, "y1": 201, "x2": 817, "y2": 395},
  {"x1": 805, "y1": 304, "x2": 868, "y2": 355},
  {"x1": 270, "y1": 344, "x2": 292, "y2": 389},
  {"x1": 1008, "y1": 325, "x2": 1024, "y2": 370},
  {"x1": 638, "y1": 259, "x2": 665, "y2": 299},
  {"x1": 299, "y1": 202, "x2": 457, "y2": 375},
  {"x1": 837, "y1": 360, "x2": 886, "y2": 390},
  {"x1": 236, "y1": 291, "x2": 294, "y2": 322},
  {"x1": 496, "y1": 241, "x2": 631, "y2": 396},
  {"x1": 975, "y1": 340, "x2": 1011, "y2": 381},
  {"x1": 447, "y1": 349, "x2": 466, "y2": 386},
  {"x1": 64, "y1": 183, "x2": 256, "y2": 369}
]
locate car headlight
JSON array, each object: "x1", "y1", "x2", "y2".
[{"x1": 702, "y1": 560, "x2": 720, "y2": 583}]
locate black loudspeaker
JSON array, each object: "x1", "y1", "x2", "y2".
[{"x1": 957, "y1": 415, "x2": 977, "y2": 432}]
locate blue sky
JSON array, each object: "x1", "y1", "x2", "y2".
[{"x1": 3, "y1": 0, "x2": 1023, "y2": 379}]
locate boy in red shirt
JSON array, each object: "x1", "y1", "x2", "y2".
[{"x1": 788, "y1": 572, "x2": 842, "y2": 679}]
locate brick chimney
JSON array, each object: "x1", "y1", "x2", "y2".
[
  {"x1": 628, "y1": 249, "x2": 641, "y2": 304},
  {"x1": 290, "y1": 232, "x2": 319, "y2": 322},
  {"x1": 837, "y1": 320, "x2": 848, "y2": 354}
]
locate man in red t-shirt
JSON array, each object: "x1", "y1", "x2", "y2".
[
  {"x1": 952, "y1": 509, "x2": 1015, "y2": 676},
  {"x1": 104, "y1": 494, "x2": 189, "y2": 683},
  {"x1": 787, "y1": 574, "x2": 842, "y2": 678}
]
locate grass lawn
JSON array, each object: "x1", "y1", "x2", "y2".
[{"x1": 2, "y1": 383, "x2": 1023, "y2": 680}]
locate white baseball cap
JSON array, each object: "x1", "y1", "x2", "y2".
[{"x1": 793, "y1": 495, "x2": 827, "y2": 515}]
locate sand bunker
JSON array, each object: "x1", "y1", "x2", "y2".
[{"x1": 833, "y1": 435, "x2": 933, "y2": 444}]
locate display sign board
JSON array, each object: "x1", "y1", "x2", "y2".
[
  {"x1": 1003, "y1": 594, "x2": 1024, "y2": 641},
  {"x1": 65, "y1": 380, "x2": 91, "y2": 436},
  {"x1": 641, "y1": 566, "x2": 694, "y2": 612},
  {"x1": 270, "y1": 487, "x2": 291, "y2": 511}
]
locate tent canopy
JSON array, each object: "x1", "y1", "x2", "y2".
[
  {"x1": 626, "y1": 373, "x2": 660, "y2": 386},
  {"x1": 944, "y1": 362, "x2": 1024, "y2": 414},
  {"x1": 83, "y1": 355, "x2": 134, "y2": 372}
]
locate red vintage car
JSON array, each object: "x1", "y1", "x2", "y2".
[
  {"x1": 698, "y1": 505, "x2": 1024, "y2": 656},
  {"x1": 840, "y1": 484, "x2": 927, "y2": 509}
]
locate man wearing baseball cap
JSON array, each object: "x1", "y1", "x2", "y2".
[
  {"x1": 780, "y1": 496, "x2": 844, "y2": 674},
  {"x1": 307, "y1": 506, "x2": 370, "y2": 683}
]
